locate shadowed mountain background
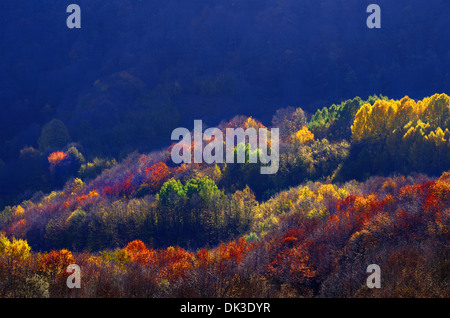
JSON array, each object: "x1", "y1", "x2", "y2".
[
  {"x1": 0, "y1": 0, "x2": 449, "y2": 207},
  {"x1": 1, "y1": 0, "x2": 449, "y2": 157}
]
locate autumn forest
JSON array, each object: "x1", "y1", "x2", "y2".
[
  {"x1": 0, "y1": 93, "x2": 449, "y2": 298},
  {"x1": 0, "y1": 1, "x2": 449, "y2": 301}
]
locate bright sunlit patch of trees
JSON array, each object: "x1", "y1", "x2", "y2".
[{"x1": 338, "y1": 94, "x2": 450, "y2": 179}]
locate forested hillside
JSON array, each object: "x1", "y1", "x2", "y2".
[
  {"x1": 1, "y1": 0, "x2": 450, "y2": 210},
  {"x1": 0, "y1": 93, "x2": 448, "y2": 298}
]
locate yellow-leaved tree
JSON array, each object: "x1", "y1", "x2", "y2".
[
  {"x1": 352, "y1": 99, "x2": 397, "y2": 142},
  {"x1": 293, "y1": 126, "x2": 315, "y2": 144},
  {"x1": 421, "y1": 93, "x2": 450, "y2": 130},
  {"x1": 0, "y1": 233, "x2": 31, "y2": 261}
]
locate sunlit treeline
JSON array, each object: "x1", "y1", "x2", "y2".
[{"x1": 0, "y1": 171, "x2": 448, "y2": 297}]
